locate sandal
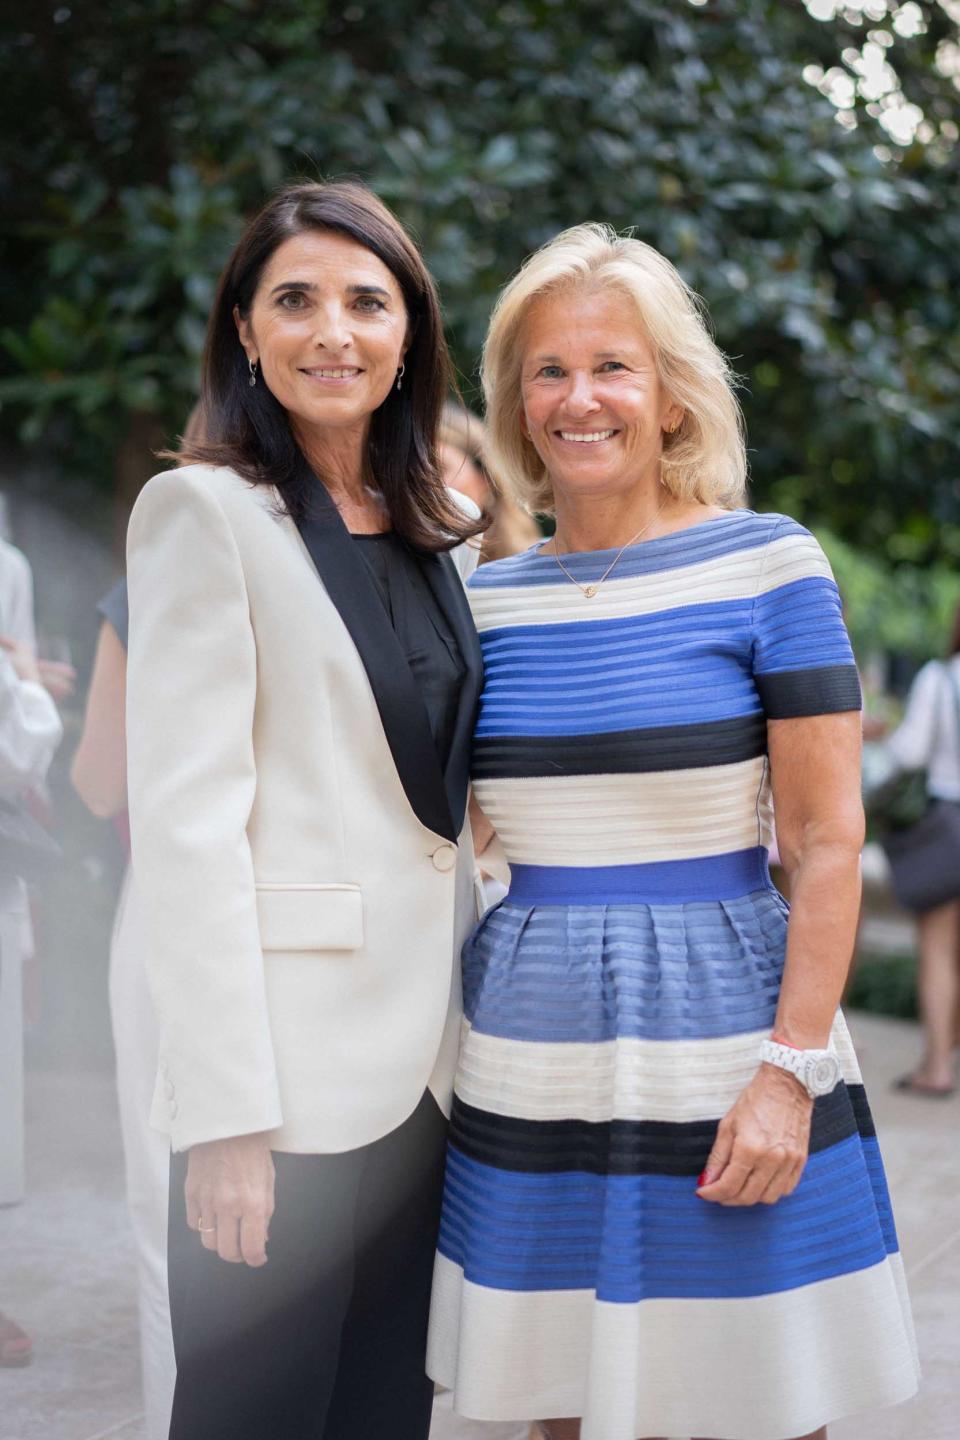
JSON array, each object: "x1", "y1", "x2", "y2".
[
  {"x1": 893, "y1": 1073, "x2": 956, "y2": 1098},
  {"x1": 0, "y1": 1311, "x2": 32, "y2": 1367}
]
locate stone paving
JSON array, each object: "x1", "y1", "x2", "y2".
[{"x1": 1, "y1": 1012, "x2": 957, "y2": 1440}]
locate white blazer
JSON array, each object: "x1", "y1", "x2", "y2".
[{"x1": 126, "y1": 464, "x2": 484, "y2": 1155}]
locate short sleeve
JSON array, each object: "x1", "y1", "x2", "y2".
[
  {"x1": 751, "y1": 519, "x2": 861, "y2": 718},
  {"x1": 97, "y1": 578, "x2": 129, "y2": 652}
]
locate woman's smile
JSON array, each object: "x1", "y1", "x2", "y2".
[
  {"x1": 555, "y1": 427, "x2": 620, "y2": 444},
  {"x1": 298, "y1": 364, "x2": 365, "y2": 385}
]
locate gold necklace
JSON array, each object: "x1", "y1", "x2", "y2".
[{"x1": 551, "y1": 498, "x2": 668, "y2": 598}]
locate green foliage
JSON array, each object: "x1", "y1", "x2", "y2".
[
  {"x1": 846, "y1": 953, "x2": 918, "y2": 1020},
  {"x1": 819, "y1": 525, "x2": 960, "y2": 658},
  {"x1": 1, "y1": 0, "x2": 959, "y2": 553}
]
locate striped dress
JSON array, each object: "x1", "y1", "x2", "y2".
[{"x1": 427, "y1": 510, "x2": 919, "y2": 1440}]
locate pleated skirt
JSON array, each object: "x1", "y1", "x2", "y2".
[{"x1": 427, "y1": 890, "x2": 920, "y2": 1440}]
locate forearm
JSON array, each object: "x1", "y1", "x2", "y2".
[
  {"x1": 775, "y1": 838, "x2": 861, "y2": 1048},
  {"x1": 71, "y1": 623, "x2": 127, "y2": 818}
]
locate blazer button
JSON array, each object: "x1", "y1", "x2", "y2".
[{"x1": 431, "y1": 844, "x2": 457, "y2": 873}]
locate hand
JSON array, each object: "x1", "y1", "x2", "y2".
[
  {"x1": 0, "y1": 636, "x2": 41, "y2": 686},
  {"x1": 696, "y1": 1064, "x2": 813, "y2": 1207},
  {"x1": 184, "y1": 1132, "x2": 275, "y2": 1267},
  {"x1": 37, "y1": 658, "x2": 77, "y2": 702}
]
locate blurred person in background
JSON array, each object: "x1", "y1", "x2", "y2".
[
  {"x1": 0, "y1": 534, "x2": 74, "y2": 1203},
  {"x1": 427, "y1": 224, "x2": 918, "y2": 1440},
  {"x1": 0, "y1": 606, "x2": 64, "y2": 1366},
  {"x1": 879, "y1": 605, "x2": 960, "y2": 1097},
  {"x1": 438, "y1": 402, "x2": 539, "y2": 914},
  {"x1": 125, "y1": 180, "x2": 484, "y2": 1440},
  {"x1": 438, "y1": 401, "x2": 540, "y2": 564},
  {"x1": 70, "y1": 403, "x2": 205, "y2": 1440},
  {"x1": 71, "y1": 578, "x2": 167, "y2": 1435}
]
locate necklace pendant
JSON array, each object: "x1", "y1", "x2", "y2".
[{"x1": 583, "y1": 584, "x2": 598, "y2": 598}]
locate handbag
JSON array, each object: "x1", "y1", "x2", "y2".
[
  {"x1": 880, "y1": 664, "x2": 960, "y2": 912},
  {"x1": 0, "y1": 797, "x2": 61, "y2": 883}
]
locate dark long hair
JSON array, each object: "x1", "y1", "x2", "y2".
[{"x1": 175, "y1": 181, "x2": 484, "y2": 551}]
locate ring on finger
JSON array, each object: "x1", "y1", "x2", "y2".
[{"x1": 198, "y1": 1215, "x2": 217, "y2": 1234}]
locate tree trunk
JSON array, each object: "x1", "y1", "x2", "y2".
[{"x1": 113, "y1": 410, "x2": 168, "y2": 562}]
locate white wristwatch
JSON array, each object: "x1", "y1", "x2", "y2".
[{"x1": 759, "y1": 1039, "x2": 841, "y2": 1098}]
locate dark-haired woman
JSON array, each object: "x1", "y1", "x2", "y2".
[{"x1": 125, "y1": 181, "x2": 485, "y2": 1440}]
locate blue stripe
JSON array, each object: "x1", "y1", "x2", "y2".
[
  {"x1": 507, "y1": 850, "x2": 774, "y2": 905},
  {"x1": 753, "y1": 577, "x2": 855, "y2": 674},
  {"x1": 463, "y1": 889, "x2": 790, "y2": 1042},
  {"x1": 468, "y1": 510, "x2": 783, "y2": 590},
  {"x1": 475, "y1": 600, "x2": 759, "y2": 737},
  {"x1": 437, "y1": 1135, "x2": 897, "y2": 1302}
]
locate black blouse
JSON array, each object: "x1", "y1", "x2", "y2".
[{"x1": 351, "y1": 532, "x2": 465, "y2": 771}]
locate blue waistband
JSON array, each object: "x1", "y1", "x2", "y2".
[{"x1": 506, "y1": 848, "x2": 773, "y2": 906}]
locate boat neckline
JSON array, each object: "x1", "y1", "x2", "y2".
[{"x1": 531, "y1": 508, "x2": 752, "y2": 561}]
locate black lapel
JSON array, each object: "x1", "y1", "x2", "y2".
[
  {"x1": 419, "y1": 550, "x2": 484, "y2": 836},
  {"x1": 294, "y1": 499, "x2": 458, "y2": 843}
]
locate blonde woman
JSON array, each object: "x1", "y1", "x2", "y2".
[{"x1": 427, "y1": 226, "x2": 919, "y2": 1440}]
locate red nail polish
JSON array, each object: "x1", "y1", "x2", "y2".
[{"x1": 697, "y1": 1170, "x2": 708, "y2": 1187}]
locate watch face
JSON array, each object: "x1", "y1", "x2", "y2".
[{"x1": 806, "y1": 1054, "x2": 840, "y2": 1096}]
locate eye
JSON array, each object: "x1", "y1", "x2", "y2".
[
  {"x1": 537, "y1": 364, "x2": 565, "y2": 379},
  {"x1": 277, "y1": 291, "x2": 307, "y2": 310},
  {"x1": 598, "y1": 360, "x2": 626, "y2": 372},
  {"x1": 355, "y1": 294, "x2": 387, "y2": 313}
]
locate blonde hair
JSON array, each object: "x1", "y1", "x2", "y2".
[
  {"x1": 438, "y1": 402, "x2": 487, "y2": 473},
  {"x1": 481, "y1": 223, "x2": 747, "y2": 516},
  {"x1": 438, "y1": 400, "x2": 542, "y2": 562}
]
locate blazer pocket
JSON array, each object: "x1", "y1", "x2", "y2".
[{"x1": 255, "y1": 883, "x2": 363, "y2": 952}]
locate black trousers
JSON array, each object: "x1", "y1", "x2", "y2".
[{"x1": 167, "y1": 1090, "x2": 448, "y2": 1440}]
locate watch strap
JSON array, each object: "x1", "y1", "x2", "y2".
[{"x1": 760, "y1": 1039, "x2": 840, "y2": 1097}]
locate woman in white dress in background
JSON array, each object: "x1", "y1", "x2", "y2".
[{"x1": 72, "y1": 578, "x2": 176, "y2": 1440}]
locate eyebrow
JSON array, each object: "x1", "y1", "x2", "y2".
[
  {"x1": 269, "y1": 280, "x2": 393, "y2": 298},
  {"x1": 529, "y1": 351, "x2": 625, "y2": 364}
]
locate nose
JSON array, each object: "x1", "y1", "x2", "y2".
[
  {"x1": 312, "y1": 302, "x2": 352, "y2": 353},
  {"x1": 564, "y1": 371, "x2": 602, "y2": 417}
]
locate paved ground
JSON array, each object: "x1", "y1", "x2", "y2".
[{"x1": 1, "y1": 1013, "x2": 957, "y2": 1440}]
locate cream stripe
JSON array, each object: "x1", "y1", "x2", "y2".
[
  {"x1": 428, "y1": 1252, "x2": 918, "y2": 1440},
  {"x1": 469, "y1": 532, "x2": 832, "y2": 633},
  {"x1": 473, "y1": 758, "x2": 773, "y2": 866},
  {"x1": 455, "y1": 1014, "x2": 862, "y2": 1123}
]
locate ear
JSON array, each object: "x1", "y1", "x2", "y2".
[
  {"x1": 662, "y1": 403, "x2": 684, "y2": 436},
  {"x1": 519, "y1": 406, "x2": 530, "y2": 441},
  {"x1": 233, "y1": 304, "x2": 257, "y2": 364}
]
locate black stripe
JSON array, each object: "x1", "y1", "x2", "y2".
[
  {"x1": 848, "y1": 1081, "x2": 876, "y2": 1140},
  {"x1": 472, "y1": 712, "x2": 767, "y2": 780},
  {"x1": 755, "y1": 665, "x2": 862, "y2": 720},
  {"x1": 451, "y1": 1083, "x2": 871, "y2": 1176}
]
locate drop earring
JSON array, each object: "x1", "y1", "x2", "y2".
[
  {"x1": 249, "y1": 359, "x2": 258, "y2": 388},
  {"x1": 395, "y1": 362, "x2": 405, "y2": 392}
]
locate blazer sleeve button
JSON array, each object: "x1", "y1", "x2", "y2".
[{"x1": 431, "y1": 843, "x2": 457, "y2": 873}]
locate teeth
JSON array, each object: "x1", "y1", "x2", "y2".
[
  {"x1": 304, "y1": 367, "x2": 360, "y2": 378},
  {"x1": 560, "y1": 430, "x2": 616, "y2": 443}
]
